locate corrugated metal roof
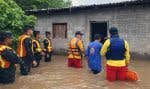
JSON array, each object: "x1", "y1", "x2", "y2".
[{"x1": 27, "y1": 0, "x2": 150, "y2": 15}]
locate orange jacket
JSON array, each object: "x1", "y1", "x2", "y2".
[
  {"x1": 68, "y1": 37, "x2": 84, "y2": 59},
  {"x1": 0, "y1": 45, "x2": 12, "y2": 68},
  {"x1": 17, "y1": 34, "x2": 30, "y2": 57}
]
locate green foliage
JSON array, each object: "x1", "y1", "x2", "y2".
[
  {"x1": 0, "y1": 0, "x2": 36, "y2": 33},
  {"x1": 0, "y1": 0, "x2": 36, "y2": 49},
  {"x1": 14, "y1": 0, "x2": 72, "y2": 10}
]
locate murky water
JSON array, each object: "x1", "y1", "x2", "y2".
[{"x1": 0, "y1": 55, "x2": 149, "y2": 89}]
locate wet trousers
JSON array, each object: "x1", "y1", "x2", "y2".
[
  {"x1": 106, "y1": 64, "x2": 127, "y2": 81},
  {"x1": 45, "y1": 52, "x2": 52, "y2": 62},
  {"x1": 68, "y1": 58, "x2": 82, "y2": 68},
  {"x1": 0, "y1": 64, "x2": 16, "y2": 84}
]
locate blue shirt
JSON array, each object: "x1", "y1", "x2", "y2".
[{"x1": 86, "y1": 40, "x2": 102, "y2": 71}]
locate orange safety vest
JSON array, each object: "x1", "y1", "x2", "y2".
[
  {"x1": 68, "y1": 38, "x2": 82, "y2": 59},
  {"x1": 32, "y1": 39, "x2": 42, "y2": 53},
  {"x1": 0, "y1": 45, "x2": 12, "y2": 69},
  {"x1": 45, "y1": 38, "x2": 53, "y2": 52},
  {"x1": 17, "y1": 34, "x2": 30, "y2": 57}
]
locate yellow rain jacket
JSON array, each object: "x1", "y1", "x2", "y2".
[{"x1": 101, "y1": 39, "x2": 130, "y2": 67}]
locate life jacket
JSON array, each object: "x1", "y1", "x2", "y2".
[
  {"x1": 0, "y1": 45, "x2": 12, "y2": 69},
  {"x1": 32, "y1": 39, "x2": 42, "y2": 53},
  {"x1": 106, "y1": 37, "x2": 125, "y2": 60},
  {"x1": 17, "y1": 34, "x2": 30, "y2": 57},
  {"x1": 44, "y1": 38, "x2": 52, "y2": 52},
  {"x1": 68, "y1": 38, "x2": 82, "y2": 59}
]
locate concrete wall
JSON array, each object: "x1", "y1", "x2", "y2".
[{"x1": 35, "y1": 5, "x2": 150, "y2": 55}]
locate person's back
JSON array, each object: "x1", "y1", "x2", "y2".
[
  {"x1": 87, "y1": 41, "x2": 102, "y2": 58},
  {"x1": 68, "y1": 37, "x2": 83, "y2": 59},
  {"x1": 17, "y1": 25, "x2": 35, "y2": 74},
  {"x1": 106, "y1": 36, "x2": 125, "y2": 60},
  {"x1": 101, "y1": 27, "x2": 130, "y2": 81},
  {"x1": 17, "y1": 34, "x2": 30, "y2": 57},
  {"x1": 86, "y1": 34, "x2": 102, "y2": 74},
  {"x1": 68, "y1": 31, "x2": 84, "y2": 68}
]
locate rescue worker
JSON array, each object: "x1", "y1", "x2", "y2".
[
  {"x1": 43, "y1": 31, "x2": 53, "y2": 62},
  {"x1": 68, "y1": 31, "x2": 85, "y2": 68},
  {"x1": 32, "y1": 31, "x2": 43, "y2": 67},
  {"x1": 86, "y1": 34, "x2": 102, "y2": 74},
  {"x1": 17, "y1": 25, "x2": 36, "y2": 74},
  {"x1": 0, "y1": 31, "x2": 27, "y2": 84},
  {"x1": 101, "y1": 27, "x2": 130, "y2": 81}
]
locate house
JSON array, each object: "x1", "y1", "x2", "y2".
[{"x1": 27, "y1": 0, "x2": 150, "y2": 55}]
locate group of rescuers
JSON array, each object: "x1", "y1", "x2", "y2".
[
  {"x1": 0, "y1": 25, "x2": 130, "y2": 84},
  {"x1": 68, "y1": 26, "x2": 130, "y2": 82},
  {"x1": 0, "y1": 25, "x2": 53, "y2": 84}
]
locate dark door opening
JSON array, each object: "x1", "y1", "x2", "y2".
[{"x1": 90, "y1": 21, "x2": 108, "y2": 43}]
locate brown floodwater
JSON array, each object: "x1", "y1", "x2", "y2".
[{"x1": 0, "y1": 55, "x2": 149, "y2": 89}]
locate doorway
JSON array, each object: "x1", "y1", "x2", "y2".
[{"x1": 90, "y1": 21, "x2": 108, "y2": 43}]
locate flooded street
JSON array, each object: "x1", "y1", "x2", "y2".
[{"x1": 0, "y1": 55, "x2": 149, "y2": 89}]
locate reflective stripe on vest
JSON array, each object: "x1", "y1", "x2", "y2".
[
  {"x1": 0, "y1": 45, "x2": 12, "y2": 68},
  {"x1": 46, "y1": 38, "x2": 52, "y2": 52},
  {"x1": 33, "y1": 39, "x2": 42, "y2": 52},
  {"x1": 17, "y1": 35, "x2": 30, "y2": 57},
  {"x1": 68, "y1": 38, "x2": 80, "y2": 56}
]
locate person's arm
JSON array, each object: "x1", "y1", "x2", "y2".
[
  {"x1": 77, "y1": 40, "x2": 85, "y2": 57},
  {"x1": 33, "y1": 41, "x2": 37, "y2": 52},
  {"x1": 2, "y1": 49, "x2": 23, "y2": 64},
  {"x1": 85, "y1": 45, "x2": 90, "y2": 61},
  {"x1": 78, "y1": 40, "x2": 85, "y2": 54},
  {"x1": 49, "y1": 39, "x2": 53, "y2": 50},
  {"x1": 24, "y1": 38, "x2": 34, "y2": 61},
  {"x1": 2, "y1": 48, "x2": 28, "y2": 75},
  {"x1": 124, "y1": 40, "x2": 130, "y2": 66},
  {"x1": 86, "y1": 45, "x2": 90, "y2": 57},
  {"x1": 100, "y1": 39, "x2": 110, "y2": 56},
  {"x1": 43, "y1": 39, "x2": 48, "y2": 49}
]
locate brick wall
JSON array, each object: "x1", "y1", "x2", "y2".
[{"x1": 35, "y1": 5, "x2": 150, "y2": 55}]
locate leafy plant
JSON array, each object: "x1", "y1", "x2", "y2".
[
  {"x1": 14, "y1": 0, "x2": 72, "y2": 10},
  {"x1": 0, "y1": 0, "x2": 36, "y2": 49}
]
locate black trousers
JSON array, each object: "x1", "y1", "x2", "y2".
[
  {"x1": 45, "y1": 52, "x2": 52, "y2": 62},
  {"x1": 33, "y1": 53, "x2": 42, "y2": 67},
  {"x1": 0, "y1": 64, "x2": 16, "y2": 84},
  {"x1": 22, "y1": 56, "x2": 32, "y2": 73}
]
